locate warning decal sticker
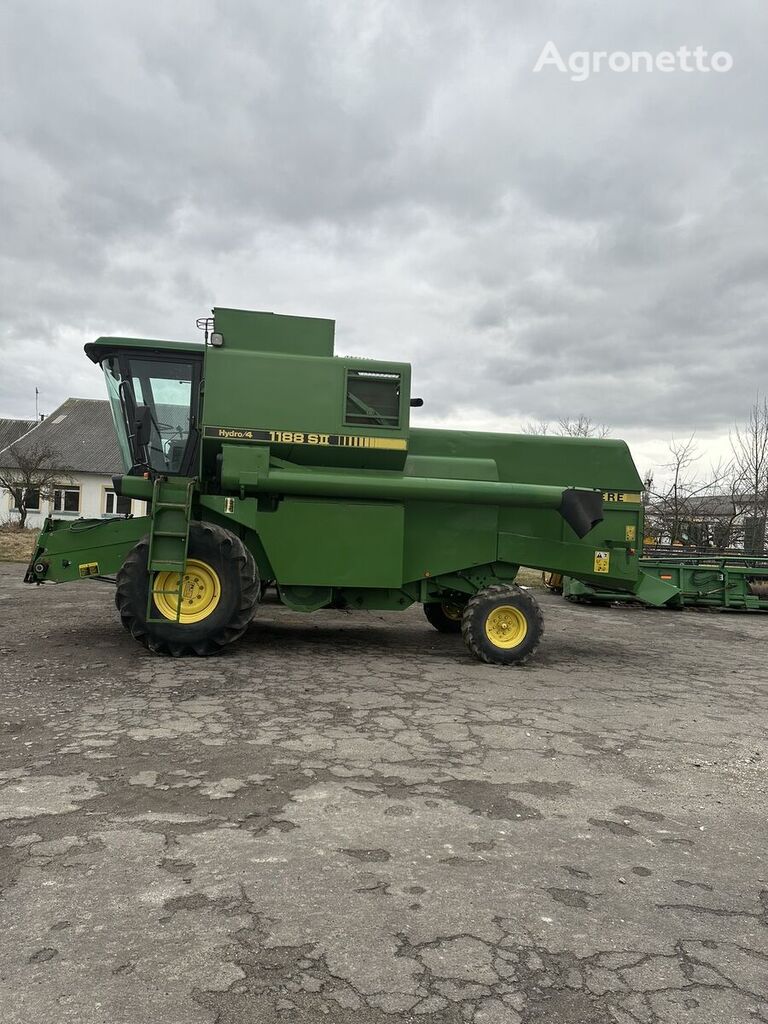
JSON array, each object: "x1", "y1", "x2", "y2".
[{"x1": 593, "y1": 551, "x2": 610, "y2": 574}]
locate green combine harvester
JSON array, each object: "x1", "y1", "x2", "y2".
[{"x1": 25, "y1": 307, "x2": 666, "y2": 664}]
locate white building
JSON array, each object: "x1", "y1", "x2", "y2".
[{"x1": 0, "y1": 398, "x2": 143, "y2": 529}]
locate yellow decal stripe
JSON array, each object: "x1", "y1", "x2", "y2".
[
  {"x1": 601, "y1": 491, "x2": 642, "y2": 504},
  {"x1": 370, "y1": 437, "x2": 407, "y2": 450},
  {"x1": 205, "y1": 426, "x2": 407, "y2": 451}
]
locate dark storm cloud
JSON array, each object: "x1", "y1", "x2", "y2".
[{"x1": 1, "y1": 0, "x2": 766, "y2": 475}]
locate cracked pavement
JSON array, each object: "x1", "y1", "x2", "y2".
[{"x1": 0, "y1": 562, "x2": 766, "y2": 1023}]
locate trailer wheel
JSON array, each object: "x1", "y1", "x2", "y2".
[
  {"x1": 115, "y1": 523, "x2": 260, "y2": 656},
  {"x1": 423, "y1": 599, "x2": 464, "y2": 634},
  {"x1": 461, "y1": 584, "x2": 543, "y2": 666}
]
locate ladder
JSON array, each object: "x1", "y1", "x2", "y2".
[{"x1": 145, "y1": 477, "x2": 195, "y2": 623}]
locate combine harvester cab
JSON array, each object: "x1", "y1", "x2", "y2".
[{"x1": 26, "y1": 307, "x2": 651, "y2": 664}]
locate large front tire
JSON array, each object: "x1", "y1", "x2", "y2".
[
  {"x1": 115, "y1": 523, "x2": 260, "y2": 656},
  {"x1": 461, "y1": 584, "x2": 544, "y2": 666}
]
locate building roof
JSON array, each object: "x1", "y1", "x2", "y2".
[
  {"x1": 0, "y1": 398, "x2": 123, "y2": 475},
  {"x1": 647, "y1": 492, "x2": 765, "y2": 520},
  {"x1": 685, "y1": 494, "x2": 739, "y2": 518},
  {"x1": 0, "y1": 417, "x2": 37, "y2": 453}
]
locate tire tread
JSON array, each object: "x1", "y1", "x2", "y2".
[
  {"x1": 461, "y1": 583, "x2": 544, "y2": 666},
  {"x1": 115, "y1": 522, "x2": 259, "y2": 657}
]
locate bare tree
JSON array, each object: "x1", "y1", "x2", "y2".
[
  {"x1": 729, "y1": 396, "x2": 768, "y2": 554},
  {"x1": 520, "y1": 418, "x2": 550, "y2": 435},
  {"x1": 0, "y1": 442, "x2": 70, "y2": 529},
  {"x1": 555, "y1": 415, "x2": 611, "y2": 438},
  {"x1": 520, "y1": 414, "x2": 610, "y2": 437},
  {"x1": 644, "y1": 436, "x2": 729, "y2": 547}
]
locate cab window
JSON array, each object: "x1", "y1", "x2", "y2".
[{"x1": 345, "y1": 370, "x2": 401, "y2": 428}]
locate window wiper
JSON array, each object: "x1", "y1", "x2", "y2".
[{"x1": 119, "y1": 380, "x2": 153, "y2": 472}]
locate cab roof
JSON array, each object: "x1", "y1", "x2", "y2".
[{"x1": 85, "y1": 336, "x2": 204, "y2": 364}]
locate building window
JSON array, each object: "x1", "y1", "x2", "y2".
[
  {"x1": 53, "y1": 485, "x2": 81, "y2": 514},
  {"x1": 345, "y1": 370, "x2": 401, "y2": 428},
  {"x1": 12, "y1": 488, "x2": 40, "y2": 512},
  {"x1": 104, "y1": 489, "x2": 132, "y2": 516}
]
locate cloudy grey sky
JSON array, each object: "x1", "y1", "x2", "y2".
[{"x1": 1, "y1": 0, "x2": 765, "y2": 477}]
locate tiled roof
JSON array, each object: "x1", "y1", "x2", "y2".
[
  {"x1": 0, "y1": 399, "x2": 123, "y2": 475},
  {"x1": 647, "y1": 493, "x2": 765, "y2": 519},
  {"x1": 0, "y1": 417, "x2": 36, "y2": 453}
]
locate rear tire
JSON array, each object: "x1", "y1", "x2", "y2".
[
  {"x1": 115, "y1": 522, "x2": 260, "y2": 656},
  {"x1": 461, "y1": 584, "x2": 544, "y2": 666},
  {"x1": 424, "y1": 599, "x2": 465, "y2": 634}
]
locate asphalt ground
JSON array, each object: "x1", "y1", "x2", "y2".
[{"x1": 0, "y1": 562, "x2": 766, "y2": 1024}]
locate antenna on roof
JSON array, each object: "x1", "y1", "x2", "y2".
[{"x1": 196, "y1": 316, "x2": 215, "y2": 345}]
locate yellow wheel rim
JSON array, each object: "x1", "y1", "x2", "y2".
[
  {"x1": 485, "y1": 605, "x2": 528, "y2": 649},
  {"x1": 153, "y1": 559, "x2": 221, "y2": 624},
  {"x1": 442, "y1": 601, "x2": 463, "y2": 621}
]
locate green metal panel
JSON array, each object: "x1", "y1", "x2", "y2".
[
  {"x1": 201, "y1": 311, "x2": 410, "y2": 474},
  {"x1": 213, "y1": 307, "x2": 335, "y2": 357},
  {"x1": 25, "y1": 516, "x2": 150, "y2": 584},
  {"x1": 204, "y1": 351, "x2": 343, "y2": 435},
  {"x1": 322, "y1": 588, "x2": 416, "y2": 612},
  {"x1": 633, "y1": 571, "x2": 683, "y2": 607},
  {"x1": 255, "y1": 499, "x2": 404, "y2": 588},
  {"x1": 219, "y1": 443, "x2": 270, "y2": 491},
  {"x1": 407, "y1": 427, "x2": 644, "y2": 588},
  {"x1": 404, "y1": 455, "x2": 498, "y2": 482},
  {"x1": 401, "y1": 455, "x2": 499, "y2": 582},
  {"x1": 201, "y1": 350, "x2": 411, "y2": 473},
  {"x1": 409, "y1": 428, "x2": 643, "y2": 492},
  {"x1": 201, "y1": 494, "x2": 404, "y2": 588},
  {"x1": 499, "y1": 497, "x2": 643, "y2": 589},
  {"x1": 402, "y1": 501, "x2": 498, "y2": 582}
]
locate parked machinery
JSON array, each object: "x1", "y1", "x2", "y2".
[
  {"x1": 26, "y1": 307, "x2": 662, "y2": 664},
  {"x1": 563, "y1": 555, "x2": 768, "y2": 611}
]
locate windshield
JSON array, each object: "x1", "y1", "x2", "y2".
[
  {"x1": 104, "y1": 361, "x2": 132, "y2": 471},
  {"x1": 103, "y1": 353, "x2": 198, "y2": 474}
]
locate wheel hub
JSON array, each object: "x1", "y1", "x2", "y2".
[
  {"x1": 153, "y1": 559, "x2": 222, "y2": 623},
  {"x1": 485, "y1": 605, "x2": 527, "y2": 649},
  {"x1": 442, "y1": 601, "x2": 463, "y2": 621}
]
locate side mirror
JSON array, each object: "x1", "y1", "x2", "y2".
[
  {"x1": 134, "y1": 405, "x2": 152, "y2": 449},
  {"x1": 410, "y1": 398, "x2": 424, "y2": 408}
]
